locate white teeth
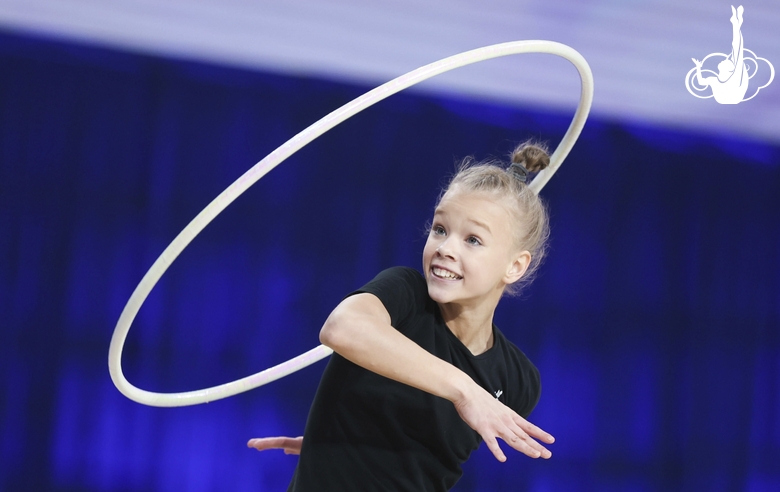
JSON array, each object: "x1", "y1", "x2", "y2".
[{"x1": 432, "y1": 267, "x2": 462, "y2": 280}]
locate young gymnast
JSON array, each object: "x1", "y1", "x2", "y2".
[{"x1": 248, "y1": 142, "x2": 556, "y2": 491}]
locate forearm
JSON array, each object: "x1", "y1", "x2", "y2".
[{"x1": 319, "y1": 297, "x2": 478, "y2": 404}]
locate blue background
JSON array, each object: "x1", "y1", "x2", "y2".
[{"x1": 1, "y1": 31, "x2": 779, "y2": 491}]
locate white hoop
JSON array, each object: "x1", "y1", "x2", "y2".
[{"x1": 109, "y1": 40, "x2": 594, "y2": 407}]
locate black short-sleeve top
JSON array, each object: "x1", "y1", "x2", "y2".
[{"x1": 288, "y1": 266, "x2": 541, "y2": 492}]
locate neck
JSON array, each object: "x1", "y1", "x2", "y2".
[{"x1": 438, "y1": 300, "x2": 498, "y2": 356}]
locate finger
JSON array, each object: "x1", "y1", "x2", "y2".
[
  {"x1": 282, "y1": 437, "x2": 303, "y2": 455},
  {"x1": 487, "y1": 418, "x2": 544, "y2": 460},
  {"x1": 499, "y1": 428, "x2": 545, "y2": 459},
  {"x1": 247, "y1": 437, "x2": 288, "y2": 450},
  {"x1": 247, "y1": 438, "x2": 275, "y2": 450},
  {"x1": 515, "y1": 417, "x2": 555, "y2": 444},
  {"x1": 519, "y1": 437, "x2": 551, "y2": 459},
  {"x1": 483, "y1": 435, "x2": 507, "y2": 462},
  {"x1": 498, "y1": 421, "x2": 552, "y2": 459}
]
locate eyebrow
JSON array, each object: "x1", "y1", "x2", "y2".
[
  {"x1": 468, "y1": 218, "x2": 492, "y2": 235},
  {"x1": 433, "y1": 210, "x2": 493, "y2": 235}
]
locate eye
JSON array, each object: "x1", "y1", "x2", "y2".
[
  {"x1": 432, "y1": 225, "x2": 446, "y2": 236},
  {"x1": 466, "y1": 236, "x2": 482, "y2": 246}
]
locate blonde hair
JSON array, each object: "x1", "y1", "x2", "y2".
[{"x1": 437, "y1": 141, "x2": 551, "y2": 295}]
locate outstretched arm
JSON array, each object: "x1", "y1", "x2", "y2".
[
  {"x1": 692, "y1": 58, "x2": 710, "y2": 86},
  {"x1": 319, "y1": 293, "x2": 554, "y2": 462}
]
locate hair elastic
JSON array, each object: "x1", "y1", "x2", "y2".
[{"x1": 508, "y1": 162, "x2": 530, "y2": 183}]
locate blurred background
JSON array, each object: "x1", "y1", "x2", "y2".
[{"x1": 1, "y1": 1, "x2": 779, "y2": 490}]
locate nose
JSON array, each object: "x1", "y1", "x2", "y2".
[{"x1": 436, "y1": 240, "x2": 455, "y2": 259}]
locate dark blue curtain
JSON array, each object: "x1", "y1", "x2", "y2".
[{"x1": 1, "y1": 30, "x2": 779, "y2": 492}]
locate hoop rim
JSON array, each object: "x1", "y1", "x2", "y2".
[{"x1": 108, "y1": 40, "x2": 594, "y2": 407}]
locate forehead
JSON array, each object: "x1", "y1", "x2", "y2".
[{"x1": 435, "y1": 189, "x2": 513, "y2": 228}]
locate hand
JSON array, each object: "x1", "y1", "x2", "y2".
[
  {"x1": 247, "y1": 436, "x2": 303, "y2": 455},
  {"x1": 453, "y1": 386, "x2": 554, "y2": 462},
  {"x1": 692, "y1": 58, "x2": 702, "y2": 67}
]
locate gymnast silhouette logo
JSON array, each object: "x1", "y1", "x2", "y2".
[
  {"x1": 494, "y1": 390, "x2": 503, "y2": 400},
  {"x1": 685, "y1": 5, "x2": 774, "y2": 104}
]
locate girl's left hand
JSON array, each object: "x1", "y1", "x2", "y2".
[
  {"x1": 453, "y1": 386, "x2": 554, "y2": 462},
  {"x1": 247, "y1": 436, "x2": 303, "y2": 455}
]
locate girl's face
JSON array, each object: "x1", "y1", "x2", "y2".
[{"x1": 422, "y1": 188, "x2": 529, "y2": 308}]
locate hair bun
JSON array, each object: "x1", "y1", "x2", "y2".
[{"x1": 511, "y1": 142, "x2": 550, "y2": 173}]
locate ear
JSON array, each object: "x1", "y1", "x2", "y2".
[{"x1": 504, "y1": 251, "x2": 531, "y2": 285}]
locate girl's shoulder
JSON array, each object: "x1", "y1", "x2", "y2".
[
  {"x1": 358, "y1": 266, "x2": 428, "y2": 300},
  {"x1": 348, "y1": 266, "x2": 429, "y2": 326},
  {"x1": 372, "y1": 266, "x2": 425, "y2": 284}
]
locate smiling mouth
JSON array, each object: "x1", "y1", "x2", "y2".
[{"x1": 431, "y1": 266, "x2": 463, "y2": 280}]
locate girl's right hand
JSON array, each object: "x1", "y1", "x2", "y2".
[{"x1": 247, "y1": 436, "x2": 303, "y2": 455}]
